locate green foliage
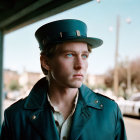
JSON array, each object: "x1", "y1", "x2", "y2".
[
  {"x1": 8, "y1": 80, "x2": 20, "y2": 91},
  {"x1": 91, "y1": 84, "x2": 108, "y2": 91}
]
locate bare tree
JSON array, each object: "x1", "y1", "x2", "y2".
[{"x1": 104, "y1": 57, "x2": 140, "y2": 93}]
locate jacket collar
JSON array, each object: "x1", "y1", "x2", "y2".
[
  {"x1": 24, "y1": 77, "x2": 103, "y2": 110},
  {"x1": 79, "y1": 84, "x2": 103, "y2": 110},
  {"x1": 69, "y1": 85, "x2": 103, "y2": 140},
  {"x1": 24, "y1": 77, "x2": 48, "y2": 110},
  {"x1": 24, "y1": 77, "x2": 104, "y2": 140}
]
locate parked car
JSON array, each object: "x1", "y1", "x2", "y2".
[{"x1": 117, "y1": 93, "x2": 140, "y2": 117}]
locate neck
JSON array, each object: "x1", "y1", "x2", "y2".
[
  {"x1": 47, "y1": 76, "x2": 79, "y2": 120},
  {"x1": 47, "y1": 78, "x2": 78, "y2": 106},
  {"x1": 48, "y1": 83, "x2": 78, "y2": 105}
]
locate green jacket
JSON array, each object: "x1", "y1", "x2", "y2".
[{"x1": 0, "y1": 77, "x2": 127, "y2": 140}]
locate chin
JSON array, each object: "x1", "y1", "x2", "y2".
[{"x1": 68, "y1": 81, "x2": 83, "y2": 88}]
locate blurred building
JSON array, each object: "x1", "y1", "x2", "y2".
[
  {"x1": 85, "y1": 74, "x2": 105, "y2": 87},
  {"x1": 4, "y1": 69, "x2": 44, "y2": 91},
  {"x1": 4, "y1": 69, "x2": 19, "y2": 91},
  {"x1": 19, "y1": 70, "x2": 44, "y2": 90}
]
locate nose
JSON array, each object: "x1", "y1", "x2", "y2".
[{"x1": 74, "y1": 56, "x2": 83, "y2": 70}]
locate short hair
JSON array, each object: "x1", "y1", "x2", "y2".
[
  {"x1": 40, "y1": 43, "x2": 58, "y2": 75},
  {"x1": 40, "y1": 42, "x2": 92, "y2": 75}
]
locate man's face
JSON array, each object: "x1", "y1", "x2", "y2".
[{"x1": 48, "y1": 42, "x2": 89, "y2": 88}]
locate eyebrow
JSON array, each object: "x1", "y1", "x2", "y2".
[{"x1": 59, "y1": 50, "x2": 89, "y2": 54}]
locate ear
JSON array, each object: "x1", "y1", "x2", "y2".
[{"x1": 40, "y1": 55, "x2": 51, "y2": 70}]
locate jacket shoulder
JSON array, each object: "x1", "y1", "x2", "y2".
[
  {"x1": 5, "y1": 97, "x2": 26, "y2": 114},
  {"x1": 93, "y1": 90, "x2": 117, "y2": 107},
  {"x1": 93, "y1": 90, "x2": 119, "y2": 113},
  {"x1": 94, "y1": 92, "x2": 115, "y2": 101},
  {"x1": 80, "y1": 84, "x2": 118, "y2": 109}
]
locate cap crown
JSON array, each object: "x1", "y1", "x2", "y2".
[
  {"x1": 35, "y1": 19, "x2": 88, "y2": 50},
  {"x1": 35, "y1": 19, "x2": 103, "y2": 50}
]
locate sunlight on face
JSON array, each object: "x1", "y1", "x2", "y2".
[{"x1": 49, "y1": 42, "x2": 89, "y2": 88}]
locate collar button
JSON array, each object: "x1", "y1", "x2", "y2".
[
  {"x1": 32, "y1": 115, "x2": 36, "y2": 120},
  {"x1": 94, "y1": 100, "x2": 99, "y2": 104},
  {"x1": 100, "y1": 104, "x2": 103, "y2": 108}
]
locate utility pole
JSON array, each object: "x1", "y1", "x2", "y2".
[
  {"x1": 114, "y1": 16, "x2": 120, "y2": 96},
  {"x1": 126, "y1": 56, "x2": 132, "y2": 95},
  {"x1": 125, "y1": 18, "x2": 132, "y2": 95}
]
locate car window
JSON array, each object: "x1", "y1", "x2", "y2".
[
  {"x1": 133, "y1": 96, "x2": 140, "y2": 101},
  {"x1": 130, "y1": 96, "x2": 140, "y2": 101}
]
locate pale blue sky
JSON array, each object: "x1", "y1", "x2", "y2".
[{"x1": 4, "y1": 0, "x2": 140, "y2": 75}]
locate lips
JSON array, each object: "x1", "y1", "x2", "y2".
[{"x1": 73, "y1": 74, "x2": 83, "y2": 78}]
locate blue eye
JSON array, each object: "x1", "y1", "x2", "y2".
[
  {"x1": 67, "y1": 54, "x2": 73, "y2": 57},
  {"x1": 82, "y1": 54, "x2": 88, "y2": 58}
]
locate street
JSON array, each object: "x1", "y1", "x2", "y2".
[{"x1": 124, "y1": 116, "x2": 140, "y2": 140}]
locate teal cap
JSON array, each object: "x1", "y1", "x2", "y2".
[{"x1": 35, "y1": 19, "x2": 103, "y2": 51}]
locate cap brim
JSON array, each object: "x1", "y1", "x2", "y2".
[{"x1": 53, "y1": 37, "x2": 103, "y2": 48}]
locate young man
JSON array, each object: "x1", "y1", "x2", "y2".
[{"x1": 0, "y1": 19, "x2": 127, "y2": 140}]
